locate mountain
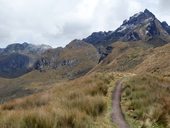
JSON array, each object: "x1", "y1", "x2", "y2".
[
  {"x1": 83, "y1": 9, "x2": 170, "y2": 63},
  {"x1": 0, "y1": 9, "x2": 169, "y2": 78},
  {"x1": 83, "y1": 9, "x2": 170, "y2": 47},
  {"x1": 0, "y1": 42, "x2": 52, "y2": 55},
  {"x1": 0, "y1": 43, "x2": 52, "y2": 78},
  {"x1": 35, "y1": 39, "x2": 99, "y2": 79},
  {"x1": 0, "y1": 40, "x2": 99, "y2": 79}
]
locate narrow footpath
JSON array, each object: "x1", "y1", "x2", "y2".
[{"x1": 112, "y1": 80, "x2": 130, "y2": 128}]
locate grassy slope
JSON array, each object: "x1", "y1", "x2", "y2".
[
  {"x1": 92, "y1": 41, "x2": 152, "y2": 73},
  {"x1": 93, "y1": 42, "x2": 170, "y2": 76},
  {"x1": 40, "y1": 40, "x2": 100, "y2": 79},
  {"x1": 117, "y1": 43, "x2": 170, "y2": 128},
  {"x1": 0, "y1": 70, "x2": 67, "y2": 103},
  {"x1": 134, "y1": 43, "x2": 170, "y2": 76},
  {"x1": 122, "y1": 74, "x2": 170, "y2": 128},
  {"x1": 91, "y1": 42, "x2": 170, "y2": 127},
  {"x1": 0, "y1": 72, "x2": 127, "y2": 128}
]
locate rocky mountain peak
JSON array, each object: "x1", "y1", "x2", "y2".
[
  {"x1": 144, "y1": 9, "x2": 155, "y2": 17},
  {"x1": 117, "y1": 9, "x2": 155, "y2": 33},
  {"x1": 123, "y1": 9, "x2": 155, "y2": 26},
  {"x1": 84, "y1": 9, "x2": 170, "y2": 46}
]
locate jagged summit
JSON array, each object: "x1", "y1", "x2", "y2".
[
  {"x1": 121, "y1": 9, "x2": 155, "y2": 27},
  {"x1": 144, "y1": 9, "x2": 155, "y2": 17},
  {"x1": 83, "y1": 9, "x2": 170, "y2": 46}
]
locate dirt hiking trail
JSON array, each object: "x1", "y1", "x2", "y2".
[{"x1": 112, "y1": 80, "x2": 130, "y2": 128}]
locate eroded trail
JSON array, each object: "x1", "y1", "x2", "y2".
[{"x1": 112, "y1": 80, "x2": 129, "y2": 128}]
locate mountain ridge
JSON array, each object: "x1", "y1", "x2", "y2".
[
  {"x1": 83, "y1": 9, "x2": 170, "y2": 46},
  {"x1": 0, "y1": 9, "x2": 170, "y2": 78}
]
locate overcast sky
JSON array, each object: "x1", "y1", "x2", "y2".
[{"x1": 0, "y1": 0, "x2": 170, "y2": 48}]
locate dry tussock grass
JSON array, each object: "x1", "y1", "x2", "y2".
[{"x1": 0, "y1": 72, "x2": 119, "y2": 128}]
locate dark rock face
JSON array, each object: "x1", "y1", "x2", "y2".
[
  {"x1": 98, "y1": 46, "x2": 113, "y2": 63},
  {"x1": 122, "y1": 32, "x2": 140, "y2": 41},
  {"x1": 83, "y1": 31, "x2": 114, "y2": 46},
  {"x1": 0, "y1": 54, "x2": 32, "y2": 78},
  {"x1": 121, "y1": 9, "x2": 155, "y2": 27},
  {"x1": 161, "y1": 21, "x2": 170, "y2": 34},
  {"x1": 0, "y1": 43, "x2": 51, "y2": 78}
]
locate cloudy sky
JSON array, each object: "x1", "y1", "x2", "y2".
[{"x1": 0, "y1": 0, "x2": 169, "y2": 48}]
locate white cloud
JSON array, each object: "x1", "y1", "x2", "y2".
[{"x1": 0, "y1": 0, "x2": 169, "y2": 48}]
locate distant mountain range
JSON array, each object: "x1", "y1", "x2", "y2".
[{"x1": 0, "y1": 9, "x2": 169, "y2": 79}]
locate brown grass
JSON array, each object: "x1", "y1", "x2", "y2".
[{"x1": 0, "y1": 72, "x2": 119, "y2": 128}]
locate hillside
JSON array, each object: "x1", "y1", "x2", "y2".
[
  {"x1": 35, "y1": 39, "x2": 99, "y2": 79},
  {"x1": 134, "y1": 43, "x2": 170, "y2": 76},
  {"x1": 0, "y1": 70, "x2": 65, "y2": 103},
  {"x1": 91, "y1": 41, "x2": 152, "y2": 72},
  {"x1": 91, "y1": 42, "x2": 170, "y2": 77},
  {"x1": 0, "y1": 72, "x2": 127, "y2": 128}
]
